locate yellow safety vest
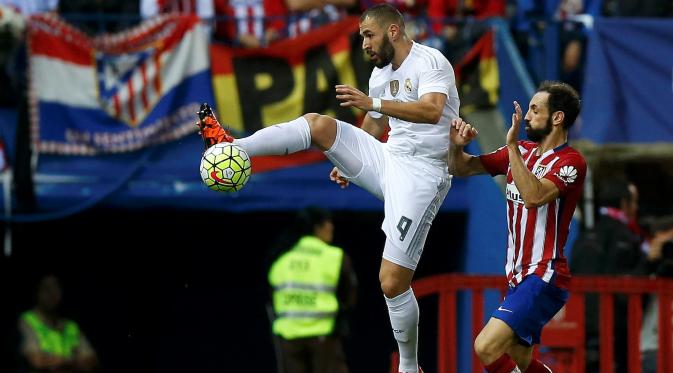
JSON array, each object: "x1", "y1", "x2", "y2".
[
  {"x1": 268, "y1": 236, "x2": 344, "y2": 340},
  {"x1": 21, "y1": 311, "x2": 81, "y2": 358}
]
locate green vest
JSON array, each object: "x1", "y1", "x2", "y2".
[
  {"x1": 21, "y1": 311, "x2": 81, "y2": 358},
  {"x1": 268, "y1": 236, "x2": 344, "y2": 340}
]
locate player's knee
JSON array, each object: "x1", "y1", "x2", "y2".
[
  {"x1": 303, "y1": 113, "x2": 321, "y2": 124},
  {"x1": 474, "y1": 333, "x2": 498, "y2": 363},
  {"x1": 379, "y1": 275, "x2": 407, "y2": 298},
  {"x1": 474, "y1": 337, "x2": 491, "y2": 362},
  {"x1": 304, "y1": 114, "x2": 336, "y2": 150}
]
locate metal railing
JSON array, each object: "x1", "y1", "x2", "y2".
[{"x1": 410, "y1": 274, "x2": 673, "y2": 373}]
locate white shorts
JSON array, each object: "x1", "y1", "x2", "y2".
[{"x1": 324, "y1": 120, "x2": 451, "y2": 270}]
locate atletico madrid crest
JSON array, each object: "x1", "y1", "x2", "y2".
[{"x1": 95, "y1": 49, "x2": 162, "y2": 127}]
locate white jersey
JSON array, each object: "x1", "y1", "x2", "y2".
[{"x1": 368, "y1": 41, "x2": 459, "y2": 168}]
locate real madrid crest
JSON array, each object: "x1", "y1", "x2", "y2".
[
  {"x1": 389, "y1": 80, "x2": 399, "y2": 96},
  {"x1": 404, "y1": 78, "x2": 412, "y2": 93}
]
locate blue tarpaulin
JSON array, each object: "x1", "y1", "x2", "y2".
[
  {"x1": 580, "y1": 18, "x2": 673, "y2": 144},
  {"x1": 28, "y1": 134, "x2": 469, "y2": 217}
]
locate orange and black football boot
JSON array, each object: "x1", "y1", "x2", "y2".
[{"x1": 196, "y1": 103, "x2": 234, "y2": 150}]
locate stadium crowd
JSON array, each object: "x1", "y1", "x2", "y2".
[{"x1": 2, "y1": 0, "x2": 673, "y2": 109}]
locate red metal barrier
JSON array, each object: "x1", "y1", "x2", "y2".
[{"x1": 409, "y1": 274, "x2": 673, "y2": 373}]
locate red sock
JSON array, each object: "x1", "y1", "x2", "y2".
[
  {"x1": 525, "y1": 359, "x2": 551, "y2": 373},
  {"x1": 484, "y1": 354, "x2": 520, "y2": 373}
]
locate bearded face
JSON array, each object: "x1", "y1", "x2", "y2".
[
  {"x1": 365, "y1": 33, "x2": 395, "y2": 68},
  {"x1": 525, "y1": 114, "x2": 553, "y2": 143}
]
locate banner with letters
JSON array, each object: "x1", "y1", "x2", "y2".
[
  {"x1": 210, "y1": 16, "x2": 369, "y2": 134},
  {"x1": 28, "y1": 14, "x2": 214, "y2": 155},
  {"x1": 580, "y1": 19, "x2": 673, "y2": 144}
]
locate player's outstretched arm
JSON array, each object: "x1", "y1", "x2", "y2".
[
  {"x1": 448, "y1": 118, "x2": 486, "y2": 176},
  {"x1": 335, "y1": 84, "x2": 445, "y2": 124}
]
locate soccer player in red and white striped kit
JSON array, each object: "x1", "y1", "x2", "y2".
[{"x1": 448, "y1": 81, "x2": 585, "y2": 373}]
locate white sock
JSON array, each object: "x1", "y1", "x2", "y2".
[
  {"x1": 386, "y1": 288, "x2": 419, "y2": 373},
  {"x1": 234, "y1": 117, "x2": 311, "y2": 156}
]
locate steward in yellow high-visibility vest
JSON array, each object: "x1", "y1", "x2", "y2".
[
  {"x1": 20, "y1": 310, "x2": 82, "y2": 359},
  {"x1": 267, "y1": 207, "x2": 357, "y2": 373},
  {"x1": 269, "y1": 235, "x2": 343, "y2": 340},
  {"x1": 18, "y1": 275, "x2": 98, "y2": 372}
]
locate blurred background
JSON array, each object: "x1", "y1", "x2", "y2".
[{"x1": 1, "y1": 0, "x2": 673, "y2": 372}]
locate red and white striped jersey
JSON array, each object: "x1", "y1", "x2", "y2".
[
  {"x1": 286, "y1": 5, "x2": 346, "y2": 38},
  {"x1": 214, "y1": 0, "x2": 286, "y2": 43},
  {"x1": 215, "y1": 0, "x2": 349, "y2": 42},
  {"x1": 141, "y1": 0, "x2": 214, "y2": 18},
  {"x1": 480, "y1": 141, "x2": 586, "y2": 289}
]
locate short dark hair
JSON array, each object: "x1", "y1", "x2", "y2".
[
  {"x1": 537, "y1": 81, "x2": 581, "y2": 130},
  {"x1": 267, "y1": 207, "x2": 333, "y2": 267},
  {"x1": 360, "y1": 3, "x2": 405, "y2": 30},
  {"x1": 598, "y1": 176, "x2": 632, "y2": 208},
  {"x1": 296, "y1": 207, "x2": 332, "y2": 237}
]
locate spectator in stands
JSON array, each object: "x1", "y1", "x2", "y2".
[
  {"x1": 426, "y1": 0, "x2": 505, "y2": 62},
  {"x1": 267, "y1": 207, "x2": 357, "y2": 373},
  {"x1": 363, "y1": 0, "x2": 505, "y2": 62},
  {"x1": 570, "y1": 176, "x2": 667, "y2": 373},
  {"x1": 214, "y1": 0, "x2": 356, "y2": 47},
  {"x1": 363, "y1": 0, "x2": 428, "y2": 42},
  {"x1": 58, "y1": 0, "x2": 140, "y2": 35},
  {"x1": 511, "y1": 0, "x2": 599, "y2": 91},
  {"x1": 141, "y1": 0, "x2": 213, "y2": 18},
  {"x1": 141, "y1": 0, "x2": 214, "y2": 34},
  {"x1": 640, "y1": 217, "x2": 673, "y2": 373},
  {"x1": 555, "y1": 0, "x2": 601, "y2": 91},
  {"x1": 0, "y1": 1, "x2": 57, "y2": 105},
  {"x1": 213, "y1": 0, "x2": 286, "y2": 47},
  {"x1": 0, "y1": 1, "x2": 39, "y2": 208},
  {"x1": 0, "y1": 0, "x2": 59, "y2": 15},
  {"x1": 18, "y1": 274, "x2": 98, "y2": 373},
  {"x1": 284, "y1": 0, "x2": 357, "y2": 38},
  {"x1": 0, "y1": 3, "x2": 26, "y2": 107}
]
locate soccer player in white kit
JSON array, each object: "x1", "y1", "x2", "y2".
[{"x1": 197, "y1": 4, "x2": 459, "y2": 372}]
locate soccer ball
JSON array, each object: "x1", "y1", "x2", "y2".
[{"x1": 200, "y1": 143, "x2": 251, "y2": 192}]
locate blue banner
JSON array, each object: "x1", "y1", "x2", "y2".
[
  {"x1": 580, "y1": 19, "x2": 673, "y2": 143},
  {"x1": 33, "y1": 135, "x2": 469, "y2": 216}
]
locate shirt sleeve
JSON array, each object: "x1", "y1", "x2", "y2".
[
  {"x1": 478, "y1": 145, "x2": 509, "y2": 176},
  {"x1": 418, "y1": 58, "x2": 452, "y2": 98},
  {"x1": 543, "y1": 153, "x2": 587, "y2": 196}
]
